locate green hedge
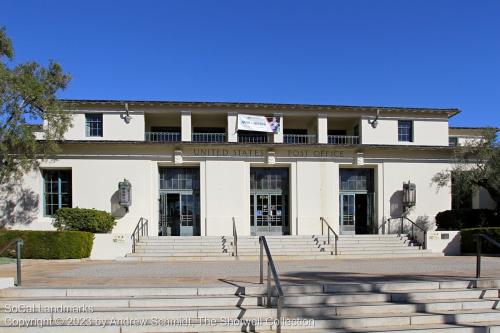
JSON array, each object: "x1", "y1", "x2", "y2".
[
  {"x1": 0, "y1": 230, "x2": 93, "y2": 259},
  {"x1": 461, "y1": 228, "x2": 500, "y2": 254},
  {"x1": 436, "y1": 209, "x2": 499, "y2": 230},
  {"x1": 53, "y1": 208, "x2": 116, "y2": 233}
]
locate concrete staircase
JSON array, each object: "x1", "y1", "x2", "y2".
[
  {"x1": 2, "y1": 278, "x2": 500, "y2": 332},
  {"x1": 123, "y1": 234, "x2": 439, "y2": 261},
  {"x1": 336, "y1": 234, "x2": 441, "y2": 258},
  {"x1": 122, "y1": 236, "x2": 234, "y2": 261}
]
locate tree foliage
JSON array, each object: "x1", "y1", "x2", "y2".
[
  {"x1": 433, "y1": 129, "x2": 499, "y2": 211},
  {"x1": 0, "y1": 27, "x2": 71, "y2": 183}
]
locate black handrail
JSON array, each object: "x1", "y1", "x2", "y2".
[
  {"x1": 474, "y1": 234, "x2": 500, "y2": 278},
  {"x1": 0, "y1": 238, "x2": 24, "y2": 286},
  {"x1": 232, "y1": 217, "x2": 238, "y2": 257},
  {"x1": 131, "y1": 217, "x2": 148, "y2": 253},
  {"x1": 259, "y1": 236, "x2": 284, "y2": 333},
  {"x1": 386, "y1": 216, "x2": 427, "y2": 250},
  {"x1": 320, "y1": 217, "x2": 338, "y2": 255}
]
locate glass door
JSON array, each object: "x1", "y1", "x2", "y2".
[
  {"x1": 340, "y1": 194, "x2": 356, "y2": 235},
  {"x1": 251, "y1": 193, "x2": 287, "y2": 235},
  {"x1": 180, "y1": 194, "x2": 194, "y2": 236}
]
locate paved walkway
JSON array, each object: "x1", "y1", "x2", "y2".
[{"x1": 1, "y1": 256, "x2": 499, "y2": 287}]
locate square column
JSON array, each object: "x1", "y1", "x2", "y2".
[
  {"x1": 273, "y1": 113, "x2": 283, "y2": 143},
  {"x1": 317, "y1": 113, "x2": 328, "y2": 144},
  {"x1": 181, "y1": 111, "x2": 192, "y2": 142},
  {"x1": 227, "y1": 112, "x2": 238, "y2": 143}
]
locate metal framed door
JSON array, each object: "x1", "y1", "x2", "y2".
[
  {"x1": 251, "y1": 193, "x2": 286, "y2": 235},
  {"x1": 159, "y1": 193, "x2": 180, "y2": 236},
  {"x1": 159, "y1": 193, "x2": 195, "y2": 236},
  {"x1": 340, "y1": 194, "x2": 356, "y2": 235},
  {"x1": 180, "y1": 194, "x2": 194, "y2": 236}
]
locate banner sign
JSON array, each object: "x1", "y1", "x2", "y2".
[{"x1": 237, "y1": 114, "x2": 281, "y2": 133}]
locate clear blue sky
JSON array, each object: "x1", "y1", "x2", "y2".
[{"x1": 1, "y1": 0, "x2": 499, "y2": 127}]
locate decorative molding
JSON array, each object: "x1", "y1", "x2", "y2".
[{"x1": 174, "y1": 150, "x2": 183, "y2": 164}]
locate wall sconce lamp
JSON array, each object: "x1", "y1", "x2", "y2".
[
  {"x1": 120, "y1": 103, "x2": 132, "y2": 124},
  {"x1": 118, "y1": 178, "x2": 132, "y2": 212},
  {"x1": 368, "y1": 109, "x2": 380, "y2": 128},
  {"x1": 402, "y1": 180, "x2": 416, "y2": 213}
]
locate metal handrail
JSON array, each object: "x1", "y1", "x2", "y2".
[
  {"x1": 232, "y1": 217, "x2": 238, "y2": 257},
  {"x1": 386, "y1": 216, "x2": 427, "y2": 249},
  {"x1": 283, "y1": 134, "x2": 317, "y2": 144},
  {"x1": 259, "y1": 236, "x2": 284, "y2": 333},
  {"x1": 0, "y1": 238, "x2": 24, "y2": 286},
  {"x1": 328, "y1": 135, "x2": 359, "y2": 145},
  {"x1": 145, "y1": 132, "x2": 181, "y2": 142},
  {"x1": 131, "y1": 217, "x2": 148, "y2": 253},
  {"x1": 192, "y1": 133, "x2": 226, "y2": 143},
  {"x1": 320, "y1": 217, "x2": 338, "y2": 255},
  {"x1": 474, "y1": 234, "x2": 500, "y2": 278}
]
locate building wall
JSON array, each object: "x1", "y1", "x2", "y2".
[
  {"x1": 0, "y1": 147, "x2": 456, "y2": 238},
  {"x1": 62, "y1": 112, "x2": 145, "y2": 141},
  {"x1": 361, "y1": 116, "x2": 449, "y2": 146}
]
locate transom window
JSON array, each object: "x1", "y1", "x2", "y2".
[
  {"x1": 85, "y1": 113, "x2": 103, "y2": 137},
  {"x1": 398, "y1": 120, "x2": 413, "y2": 142},
  {"x1": 159, "y1": 167, "x2": 200, "y2": 190},
  {"x1": 43, "y1": 170, "x2": 72, "y2": 216}
]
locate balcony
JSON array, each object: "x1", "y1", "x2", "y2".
[
  {"x1": 145, "y1": 132, "x2": 181, "y2": 142},
  {"x1": 238, "y1": 132, "x2": 269, "y2": 143},
  {"x1": 192, "y1": 133, "x2": 226, "y2": 143},
  {"x1": 284, "y1": 134, "x2": 317, "y2": 144},
  {"x1": 328, "y1": 135, "x2": 359, "y2": 145}
]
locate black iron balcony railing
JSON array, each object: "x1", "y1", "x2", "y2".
[
  {"x1": 145, "y1": 132, "x2": 181, "y2": 142},
  {"x1": 192, "y1": 133, "x2": 226, "y2": 143},
  {"x1": 238, "y1": 134, "x2": 269, "y2": 143},
  {"x1": 144, "y1": 131, "x2": 360, "y2": 145},
  {"x1": 328, "y1": 135, "x2": 359, "y2": 145},
  {"x1": 284, "y1": 134, "x2": 317, "y2": 144}
]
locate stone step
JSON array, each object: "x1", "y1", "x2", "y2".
[
  {"x1": 4, "y1": 299, "x2": 500, "y2": 325},
  {"x1": 2, "y1": 309, "x2": 500, "y2": 332},
  {"x1": 3, "y1": 280, "x2": 498, "y2": 298}
]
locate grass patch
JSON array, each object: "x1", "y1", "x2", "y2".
[{"x1": 0, "y1": 257, "x2": 15, "y2": 265}]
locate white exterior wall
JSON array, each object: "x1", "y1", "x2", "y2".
[
  {"x1": 205, "y1": 160, "x2": 249, "y2": 236},
  {"x1": 62, "y1": 112, "x2": 145, "y2": 141},
  {"x1": 361, "y1": 117, "x2": 449, "y2": 146},
  {"x1": 0, "y1": 158, "x2": 155, "y2": 234},
  {"x1": 381, "y1": 161, "x2": 451, "y2": 225},
  {"x1": 1, "y1": 149, "x2": 453, "y2": 239}
]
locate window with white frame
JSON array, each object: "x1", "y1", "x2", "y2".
[
  {"x1": 43, "y1": 169, "x2": 72, "y2": 216},
  {"x1": 85, "y1": 113, "x2": 103, "y2": 137},
  {"x1": 398, "y1": 120, "x2": 413, "y2": 142}
]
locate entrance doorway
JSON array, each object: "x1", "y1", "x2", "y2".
[
  {"x1": 159, "y1": 193, "x2": 195, "y2": 236},
  {"x1": 250, "y1": 168, "x2": 289, "y2": 235},
  {"x1": 158, "y1": 167, "x2": 200, "y2": 236},
  {"x1": 339, "y1": 169, "x2": 375, "y2": 235}
]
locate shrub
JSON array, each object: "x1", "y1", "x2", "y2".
[
  {"x1": 53, "y1": 208, "x2": 116, "y2": 233},
  {"x1": 435, "y1": 209, "x2": 499, "y2": 230},
  {"x1": 461, "y1": 228, "x2": 500, "y2": 254},
  {"x1": 0, "y1": 230, "x2": 93, "y2": 259}
]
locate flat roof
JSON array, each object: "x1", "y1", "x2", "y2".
[{"x1": 60, "y1": 99, "x2": 461, "y2": 117}]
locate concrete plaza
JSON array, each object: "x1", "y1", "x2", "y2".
[{"x1": 1, "y1": 256, "x2": 499, "y2": 287}]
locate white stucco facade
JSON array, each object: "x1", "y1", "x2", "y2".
[{"x1": 1, "y1": 100, "x2": 495, "y2": 243}]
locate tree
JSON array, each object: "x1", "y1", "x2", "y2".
[
  {"x1": 433, "y1": 129, "x2": 499, "y2": 212},
  {"x1": 0, "y1": 27, "x2": 71, "y2": 183}
]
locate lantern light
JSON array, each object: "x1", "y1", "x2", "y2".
[
  {"x1": 402, "y1": 181, "x2": 416, "y2": 212},
  {"x1": 118, "y1": 179, "x2": 132, "y2": 212}
]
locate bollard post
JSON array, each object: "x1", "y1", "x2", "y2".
[{"x1": 16, "y1": 239, "x2": 23, "y2": 286}]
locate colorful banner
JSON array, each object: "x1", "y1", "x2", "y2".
[{"x1": 237, "y1": 114, "x2": 281, "y2": 133}]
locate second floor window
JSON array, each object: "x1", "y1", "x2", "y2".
[
  {"x1": 85, "y1": 113, "x2": 103, "y2": 137},
  {"x1": 398, "y1": 120, "x2": 413, "y2": 142},
  {"x1": 43, "y1": 169, "x2": 72, "y2": 216}
]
